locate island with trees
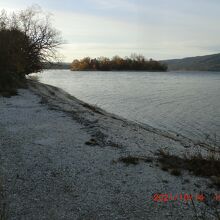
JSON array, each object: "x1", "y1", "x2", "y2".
[{"x1": 70, "y1": 55, "x2": 167, "y2": 72}]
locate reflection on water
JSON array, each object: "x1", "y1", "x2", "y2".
[{"x1": 38, "y1": 70, "x2": 220, "y2": 146}]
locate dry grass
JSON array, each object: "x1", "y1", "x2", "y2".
[
  {"x1": 85, "y1": 138, "x2": 98, "y2": 146},
  {"x1": 82, "y1": 103, "x2": 104, "y2": 115},
  {"x1": 157, "y1": 148, "x2": 220, "y2": 218},
  {"x1": 156, "y1": 148, "x2": 220, "y2": 187},
  {"x1": 118, "y1": 155, "x2": 153, "y2": 165},
  {"x1": 170, "y1": 169, "x2": 181, "y2": 176}
]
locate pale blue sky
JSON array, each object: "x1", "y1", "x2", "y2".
[{"x1": 1, "y1": 0, "x2": 220, "y2": 61}]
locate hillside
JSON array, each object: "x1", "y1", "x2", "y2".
[{"x1": 162, "y1": 53, "x2": 220, "y2": 71}]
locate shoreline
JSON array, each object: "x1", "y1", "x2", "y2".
[
  {"x1": 29, "y1": 80, "x2": 217, "y2": 153},
  {"x1": 0, "y1": 81, "x2": 219, "y2": 219}
]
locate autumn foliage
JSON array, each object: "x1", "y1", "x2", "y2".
[{"x1": 71, "y1": 54, "x2": 167, "y2": 71}]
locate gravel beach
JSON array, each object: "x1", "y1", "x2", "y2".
[{"x1": 0, "y1": 81, "x2": 218, "y2": 219}]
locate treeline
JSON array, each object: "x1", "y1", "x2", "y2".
[
  {"x1": 0, "y1": 6, "x2": 61, "y2": 96},
  {"x1": 71, "y1": 55, "x2": 167, "y2": 71},
  {"x1": 43, "y1": 62, "x2": 70, "y2": 70}
]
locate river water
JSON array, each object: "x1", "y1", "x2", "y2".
[{"x1": 37, "y1": 70, "x2": 220, "y2": 146}]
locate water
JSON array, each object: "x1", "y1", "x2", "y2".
[{"x1": 37, "y1": 70, "x2": 220, "y2": 146}]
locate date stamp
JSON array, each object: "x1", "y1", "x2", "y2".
[{"x1": 152, "y1": 193, "x2": 220, "y2": 203}]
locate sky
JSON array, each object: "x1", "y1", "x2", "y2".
[{"x1": 0, "y1": 0, "x2": 220, "y2": 62}]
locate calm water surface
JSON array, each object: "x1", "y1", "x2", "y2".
[{"x1": 38, "y1": 70, "x2": 220, "y2": 146}]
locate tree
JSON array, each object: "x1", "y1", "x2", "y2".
[
  {"x1": 0, "y1": 6, "x2": 62, "y2": 96},
  {"x1": 0, "y1": 6, "x2": 62, "y2": 74},
  {"x1": 0, "y1": 29, "x2": 30, "y2": 76},
  {"x1": 71, "y1": 59, "x2": 80, "y2": 71}
]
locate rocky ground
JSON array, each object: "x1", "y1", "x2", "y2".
[{"x1": 0, "y1": 81, "x2": 219, "y2": 219}]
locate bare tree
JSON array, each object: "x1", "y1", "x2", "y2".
[
  {"x1": 20, "y1": 6, "x2": 62, "y2": 63},
  {"x1": 0, "y1": 6, "x2": 62, "y2": 95},
  {"x1": 0, "y1": 5, "x2": 62, "y2": 74}
]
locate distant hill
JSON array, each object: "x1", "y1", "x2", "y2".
[{"x1": 162, "y1": 53, "x2": 220, "y2": 71}]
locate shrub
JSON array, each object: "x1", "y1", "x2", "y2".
[{"x1": 157, "y1": 148, "x2": 220, "y2": 187}]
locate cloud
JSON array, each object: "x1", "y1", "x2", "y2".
[
  {"x1": 1, "y1": 0, "x2": 220, "y2": 61},
  {"x1": 51, "y1": 10, "x2": 140, "y2": 43},
  {"x1": 51, "y1": 8, "x2": 220, "y2": 61}
]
